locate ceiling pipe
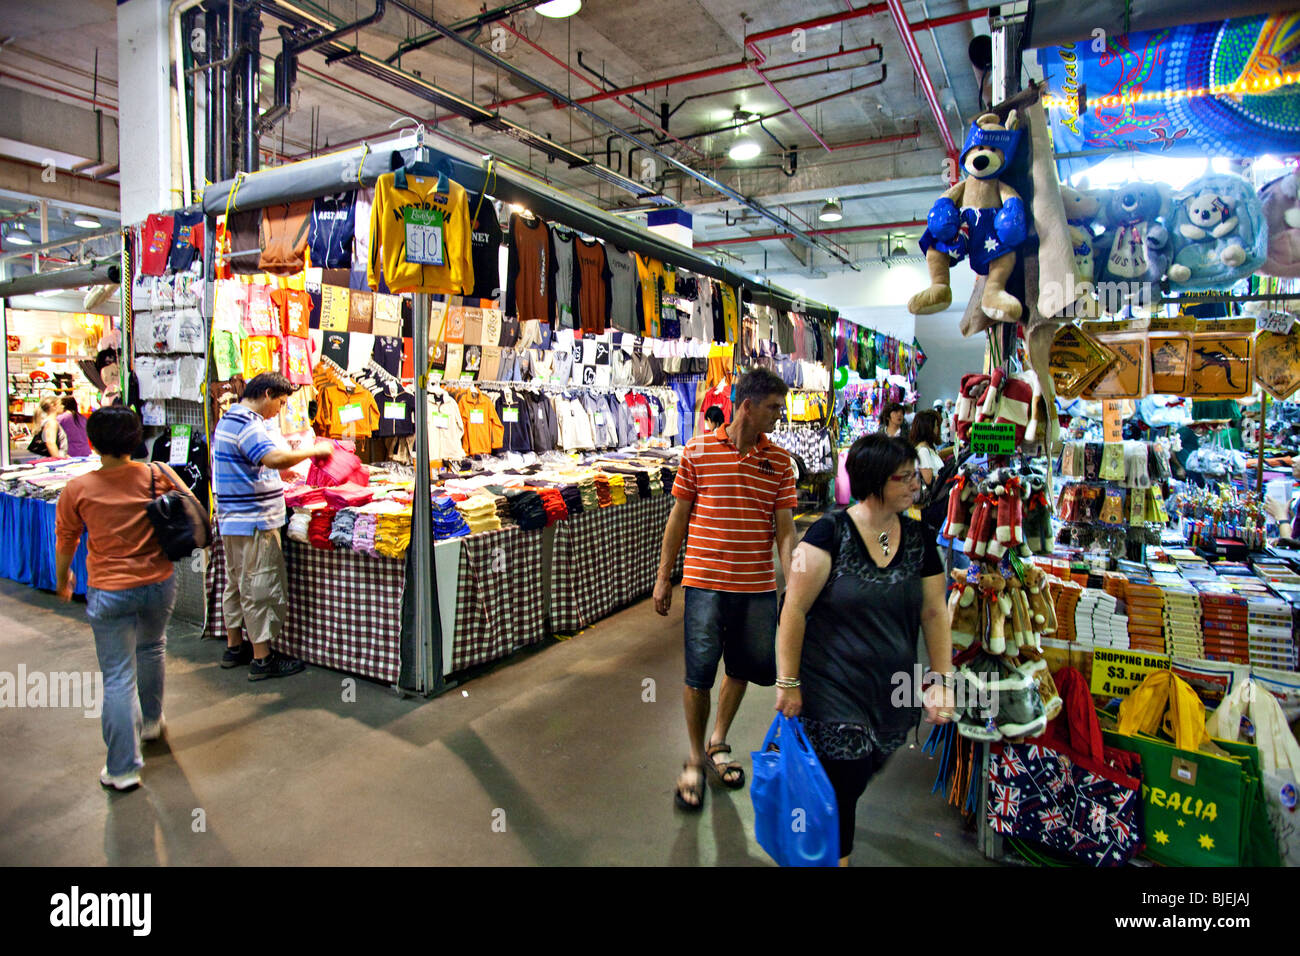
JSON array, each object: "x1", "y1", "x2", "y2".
[
  {"x1": 383, "y1": 0, "x2": 548, "y2": 64},
  {"x1": 0, "y1": 260, "x2": 120, "y2": 297},
  {"x1": 695, "y1": 218, "x2": 926, "y2": 246},
  {"x1": 743, "y1": 40, "x2": 832, "y2": 151},
  {"x1": 413, "y1": 12, "x2": 857, "y2": 268},
  {"x1": 879, "y1": 0, "x2": 959, "y2": 168}
]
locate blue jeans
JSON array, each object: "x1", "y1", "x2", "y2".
[
  {"x1": 86, "y1": 575, "x2": 177, "y2": 776},
  {"x1": 682, "y1": 587, "x2": 778, "y2": 689}
]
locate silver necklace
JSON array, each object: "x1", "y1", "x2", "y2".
[{"x1": 877, "y1": 529, "x2": 891, "y2": 556}]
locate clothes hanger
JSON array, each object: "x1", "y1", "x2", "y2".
[{"x1": 388, "y1": 119, "x2": 448, "y2": 191}]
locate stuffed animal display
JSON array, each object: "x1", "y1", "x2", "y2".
[
  {"x1": 1167, "y1": 172, "x2": 1266, "y2": 289},
  {"x1": 1059, "y1": 184, "x2": 1104, "y2": 284},
  {"x1": 1260, "y1": 170, "x2": 1300, "y2": 278},
  {"x1": 950, "y1": 368, "x2": 1047, "y2": 449},
  {"x1": 910, "y1": 112, "x2": 1028, "y2": 322},
  {"x1": 1093, "y1": 182, "x2": 1173, "y2": 309}
]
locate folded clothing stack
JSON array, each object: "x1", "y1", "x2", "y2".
[
  {"x1": 591, "y1": 475, "x2": 612, "y2": 507},
  {"x1": 308, "y1": 507, "x2": 338, "y2": 550},
  {"x1": 558, "y1": 484, "x2": 583, "y2": 516},
  {"x1": 374, "y1": 509, "x2": 413, "y2": 558},
  {"x1": 322, "y1": 482, "x2": 374, "y2": 510},
  {"x1": 456, "y1": 495, "x2": 502, "y2": 534},
  {"x1": 431, "y1": 495, "x2": 471, "y2": 539},
  {"x1": 305, "y1": 442, "x2": 369, "y2": 488},
  {"x1": 287, "y1": 507, "x2": 312, "y2": 543},
  {"x1": 504, "y1": 489, "x2": 548, "y2": 530},
  {"x1": 659, "y1": 466, "x2": 675, "y2": 493},
  {"x1": 285, "y1": 485, "x2": 327, "y2": 508},
  {"x1": 329, "y1": 509, "x2": 358, "y2": 550},
  {"x1": 606, "y1": 474, "x2": 627, "y2": 506},
  {"x1": 536, "y1": 487, "x2": 569, "y2": 525},
  {"x1": 351, "y1": 512, "x2": 379, "y2": 555}
]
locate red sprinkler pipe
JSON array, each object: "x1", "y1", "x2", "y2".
[{"x1": 880, "y1": 0, "x2": 958, "y2": 168}]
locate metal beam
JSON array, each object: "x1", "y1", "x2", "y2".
[
  {"x1": 0, "y1": 157, "x2": 121, "y2": 212},
  {"x1": 0, "y1": 86, "x2": 120, "y2": 166},
  {"x1": 0, "y1": 260, "x2": 120, "y2": 297}
]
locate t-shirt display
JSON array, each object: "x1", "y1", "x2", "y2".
[
  {"x1": 552, "y1": 227, "x2": 580, "y2": 331},
  {"x1": 139, "y1": 213, "x2": 174, "y2": 277},
  {"x1": 505, "y1": 214, "x2": 553, "y2": 324},
  {"x1": 606, "y1": 243, "x2": 640, "y2": 334},
  {"x1": 309, "y1": 193, "x2": 356, "y2": 269},
  {"x1": 259, "y1": 200, "x2": 313, "y2": 275},
  {"x1": 466, "y1": 193, "x2": 504, "y2": 302},
  {"x1": 168, "y1": 209, "x2": 204, "y2": 272},
  {"x1": 574, "y1": 237, "x2": 611, "y2": 334}
]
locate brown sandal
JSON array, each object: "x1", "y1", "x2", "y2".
[
  {"x1": 674, "y1": 762, "x2": 706, "y2": 811},
  {"x1": 705, "y1": 743, "x2": 745, "y2": 789}
]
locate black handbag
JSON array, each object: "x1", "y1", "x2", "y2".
[
  {"x1": 26, "y1": 430, "x2": 49, "y2": 456},
  {"x1": 145, "y1": 464, "x2": 212, "y2": 561}
]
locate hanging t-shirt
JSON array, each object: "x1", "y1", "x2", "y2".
[
  {"x1": 574, "y1": 237, "x2": 611, "y2": 334},
  {"x1": 371, "y1": 293, "x2": 402, "y2": 337},
  {"x1": 224, "y1": 209, "x2": 262, "y2": 276},
  {"x1": 243, "y1": 336, "x2": 276, "y2": 378},
  {"x1": 139, "y1": 214, "x2": 174, "y2": 277},
  {"x1": 635, "y1": 254, "x2": 668, "y2": 338},
  {"x1": 259, "y1": 200, "x2": 312, "y2": 275},
  {"x1": 270, "y1": 287, "x2": 312, "y2": 338},
  {"x1": 719, "y1": 283, "x2": 740, "y2": 344},
  {"x1": 552, "y1": 227, "x2": 579, "y2": 331},
  {"x1": 309, "y1": 193, "x2": 355, "y2": 269},
  {"x1": 466, "y1": 193, "x2": 504, "y2": 302},
  {"x1": 369, "y1": 169, "x2": 474, "y2": 295},
  {"x1": 348, "y1": 290, "x2": 374, "y2": 334},
  {"x1": 350, "y1": 187, "x2": 377, "y2": 291},
  {"x1": 168, "y1": 209, "x2": 204, "y2": 272},
  {"x1": 321, "y1": 330, "x2": 350, "y2": 370},
  {"x1": 686, "y1": 275, "x2": 711, "y2": 341},
  {"x1": 372, "y1": 336, "x2": 403, "y2": 376},
  {"x1": 505, "y1": 214, "x2": 553, "y2": 324},
  {"x1": 607, "y1": 244, "x2": 640, "y2": 334},
  {"x1": 284, "y1": 337, "x2": 313, "y2": 386}
]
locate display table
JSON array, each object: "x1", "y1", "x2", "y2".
[
  {"x1": 551, "y1": 493, "x2": 680, "y2": 634},
  {"x1": 0, "y1": 492, "x2": 89, "y2": 595},
  {"x1": 204, "y1": 533, "x2": 405, "y2": 684}
]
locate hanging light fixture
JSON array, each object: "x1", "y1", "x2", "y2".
[
  {"x1": 819, "y1": 199, "x2": 843, "y2": 222},
  {"x1": 727, "y1": 108, "x2": 761, "y2": 161},
  {"x1": 535, "y1": 0, "x2": 582, "y2": 17},
  {"x1": 73, "y1": 213, "x2": 102, "y2": 229},
  {"x1": 5, "y1": 221, "x2": 33, "y2": 246}
]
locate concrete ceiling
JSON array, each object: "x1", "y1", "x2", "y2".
[{"x1": 0, "y1": 0, "x2": 994, "y2": 278}]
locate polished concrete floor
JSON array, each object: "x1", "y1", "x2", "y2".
[{"x1": 0, "y1": 575, "x2": 999, "y2": 867}]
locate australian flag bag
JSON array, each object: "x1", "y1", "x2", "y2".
[{"x1": 986, "y1": 666, "x2": 1143, "y2": 866}]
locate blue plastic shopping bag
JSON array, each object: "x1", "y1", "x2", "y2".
[{"x1": 750, "y1": 714, "x2": 840, "y2": 867}]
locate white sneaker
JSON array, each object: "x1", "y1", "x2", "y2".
[
  {"x1": 99, "y1": 765, "x2": 142, "y2": 791},
  {"x1": 142, "y1": 714, "x2": 165, "y2": 742}
]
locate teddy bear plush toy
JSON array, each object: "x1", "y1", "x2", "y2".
[
  {"x1": 909, "y1": 112, "x2": 1028, "y2": 322},
  {"x1": 1168, "y1": 173, "x2": 1266, "y2": 289},
  {"x1": 1258, "y1": 171, "x2": 1300, "y2": 278},
  {"x1": 1094, "y1": 182, "x2": 1173, "y2": 309},
  {"x1": 1059, "y1": 184, "x2": 1104, "y2": 283}
]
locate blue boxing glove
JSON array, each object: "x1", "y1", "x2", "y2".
[
  {"x1": 994, "y1": 195, "x2": 1027, "y2": 247},
  {"x1": 927, "y1": 197, "x2": 961, "y2": 243}
]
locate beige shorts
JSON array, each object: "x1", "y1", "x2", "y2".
[{"x1": 221, "y1": 529, "x2": 287, "y2": 645}]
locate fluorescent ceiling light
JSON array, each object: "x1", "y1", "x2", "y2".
[
  {"x1": 728, "y1": 138, "x2": 761, "y2": 161},
  {"x1": 535, "y1": 0, "x2": 581, "y2": 17},
  {"x1": 73, "y1": 214, "x2": 102, "y2": 229},
  {"x1": 5, "y1": 222, "x2": 33, "y2": 246},
  {"x1": 819, "y1": 199, "x2": 843, "y2": 222}
]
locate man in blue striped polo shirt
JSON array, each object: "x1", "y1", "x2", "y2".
[{"x1": 213, "y1": 373, "x2": 332, "y2": 680}]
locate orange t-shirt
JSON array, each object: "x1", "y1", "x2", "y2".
[
  {"x1": 672, "y1": 427, "x2": 796, "y2": 593},
  {"x1": 55, "y1": 463, "x2": 177, "y2": 590}
]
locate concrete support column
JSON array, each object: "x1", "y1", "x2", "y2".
[{"x1": 117, "y1": 0, "x2": 174, "y2": 224}]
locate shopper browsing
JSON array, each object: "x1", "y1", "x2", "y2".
[
  {"x1": 703, "y1": 405, "x2": 726, "y2": 430},
  {"x1": 54, "y1": 406, "x2": 197, "y2": 790},
  {"x1": 59, "y1": 396, "x2": 93, "y2": 457},
  {"x1": 213, "y1": 372, "x2": 333, "y2": 680},
  {"x1": 909, "y1": 409, "x2": 945, "y2": 489},
  {"x1": 654, "y1": 368, "x2": 798, "y2": 811},
  {"x1": 774, "y1": 433, "x2": 955, "y2": 864},
  {"x1": 30, "y1": 396, "x2": 69, "y2": 458},
  {"x1": 879, "y1": 402, "x2": 906, "y2": 438}
]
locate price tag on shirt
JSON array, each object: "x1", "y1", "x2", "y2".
[
  {"x1": 792, "y1": 396, "x2": 806, "y2": 416},
  {"x1": 339, "y1": 403, "x2": 364, "y2": 424},
  {"x1": 470, "y1": 409, "x2": 486, "y2": 425},
  {"x1": 503, "y1": 407, "x2": 520, "y2": 423},
  {"x1": 594, "y1": 412, "x2": 605, "y2": 425},
  {"x1": 169, "y1": 424, "x2": 192, "y2": 465},
  {"x1": 383, "y1": 401, "x2": 406, "y2": 421},
  {"x1": 403, "y1": 207, "x2": 446, "y2": 266},
  {"x1": 432, "y1": 413, "x2": 451, "y2": 429},
  {"x1": 429, "y1": 369, "x2": 444, "y2": 382}
]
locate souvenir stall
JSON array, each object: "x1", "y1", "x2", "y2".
[
  {"x1": 177, "y1": 127, "x2": 843, "y2": 694},
  {"x1": 0, "y1": 266, "x2": 123, "y2": 596},
  {"x1": 904, "y1": 8, "x2": 1300, "y2": 867}
]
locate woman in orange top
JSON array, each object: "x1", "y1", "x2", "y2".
[{"x1": 54, "y1": 406, "x2": 199, "y2": 791}]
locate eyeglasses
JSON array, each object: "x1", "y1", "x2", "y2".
[{"x1": 888, "y1": 471, "x2": 921, "y2": 485}]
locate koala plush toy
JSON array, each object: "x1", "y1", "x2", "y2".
[
  {"x1": 1260, "y1": 170, "x2": 1300, "y2": 278},
  {"x1": 1059, "y1": 185, "x2": 1105, "y2": 282},
  {"x1": 1094, "y1": 182, "x2": 1173, "y2": 309},
  {"x1": 1168, "y1": 172, "x2": 1266, "y2": 289},
  {"x1": 909, "y1": 112, "x2": 1029, "y2": 323}
]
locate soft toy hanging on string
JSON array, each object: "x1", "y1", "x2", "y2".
[{"x1": 909, "y1": 112, "x2": 1028, "y2": 323}]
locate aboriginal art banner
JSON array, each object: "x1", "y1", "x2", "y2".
[{"x1": 1039, "y1": 13, "x2": 1300, "y2": 177}]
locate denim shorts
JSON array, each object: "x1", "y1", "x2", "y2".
[{"x1": 682, "y1": 587, "x2": 777, "y2": 690}]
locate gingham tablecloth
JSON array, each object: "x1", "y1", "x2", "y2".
[
  {"x1": 450, "y1": 525, "x2": 549, "y2": 671},
  {"x1": 204, "y1": 531, "x2": 404, "y2": 684},
  {"x1": 550, "y1": 494, "x2": 682, "y2": 635}
]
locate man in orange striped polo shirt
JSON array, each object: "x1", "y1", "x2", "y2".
[{"x1": 655, "y1": 368, "x2": 798, "y2": 811}]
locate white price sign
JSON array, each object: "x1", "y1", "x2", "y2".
[{"x1": 1258, "y1": 312, "x2": 1296, "y2": 335}]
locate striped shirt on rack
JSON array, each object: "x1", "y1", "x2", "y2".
[{"x1": 672, "y1": 425, "x2": 796, "y2": 593}]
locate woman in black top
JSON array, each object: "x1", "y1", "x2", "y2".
[{"x1": 775, "y1": 433, "x2": 955, "y2": 865}]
